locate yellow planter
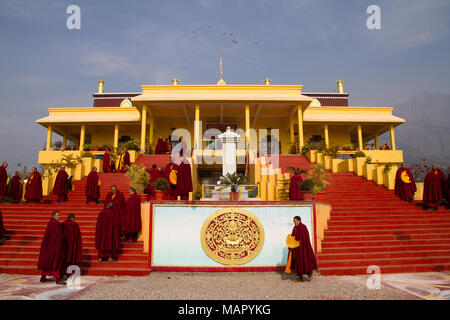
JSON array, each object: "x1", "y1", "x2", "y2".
[
  {"x1": 324, "y1": 156, "x2": 332, "y2": 170},
  {"x1": 316, "y1": 153, "x2": 324, "y2": 165},
  {"x1": 332, "y1": 158, "x2": 346, "y2": 173},
  {"x1": 355, "y1": 157, "x2": 367, "y2": 176},
  {"x1": 414, "y1": 182, "x2": 424, "y2": 201},
  {"x1": 375, "y1": 165, "x2": 385, "y2": 185},
  {"x1": 364, "y1": 163, "x2": 377, "y2": 181}
]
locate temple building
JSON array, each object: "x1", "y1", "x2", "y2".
[{"x1": 36, "y1": 77, "x2": 406, "y2": 199}]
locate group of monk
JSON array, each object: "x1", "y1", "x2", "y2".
[
  {"x1": 102, "y1": 149, "x2": 131, "y2": 173},
  {"x1": 395, "y1": 162, "x2": 450, "y2": 210},
  {"x1": 0, "y1": 162, "x2": 44, "y2": 204},
  {"x1": 143, "y1": 157, "x2": 193, "y2": 201},
  {"x1": 95, "y1": 186, "x2": 142, "y2": 261},
  {"x1": 37, "y1": 211, "x2": 83, "y2": 285}
]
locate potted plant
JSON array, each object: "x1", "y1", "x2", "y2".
[
  {"x1": 152, "y1": 177, "x2": 170, "y2": 200},
  {"x1": 125, "y1": 140, "x2": 141, "y2": 151},
  {"x1": 311, "y1": 163, "x2": 329, "y2": 201},
  {"x1": 125, "y1": 164, "x2": 150, "y2": 201},
  {"x1": 298, "y1": 179, "x2": 314, "y2": 201},
  {"x1": 219, "y1": 172, "x2": 247, "y2": 201}
]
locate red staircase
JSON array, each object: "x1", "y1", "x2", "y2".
[
  {"x1": 267, "y1": 155, "x2": 312, "y2": 177},
  {"x1": 0, "y1": 172, "x2": 149, "y2": 276},
  {"x1": 318, "y1": 172, "x2": 450, "y2": 275},
  {"x1": 135, "y1": 155, "x2": 171, "y2": 169}
]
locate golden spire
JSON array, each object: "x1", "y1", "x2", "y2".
[
  {"x1": 217, "y1": 57, "x2": 226, "y2": 85},
  {"x1": 172, "y1": 78, "x2": 179, "y2": 85},
  {"x1": 264, "y1": 78, "x2": 271, "y2": 85},
  {"x1": 337, "y1": 80, "x2": 344, "y2": 94},
  {"x1": 97, "y1": 79, "x2": 104, "y2": 94}
]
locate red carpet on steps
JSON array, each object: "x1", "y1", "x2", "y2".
[
  {"x1": 0, "y1": 172, "x2": 149, "y2": 276},
  {"x1": 318, "y1": 172, "x2": 450, "y2": 275}
]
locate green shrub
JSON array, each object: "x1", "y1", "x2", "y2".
[
  {"x1": 125, "y1": 140, "x2": 141, "y2": 151},
  {"x1": 354, "y1": 151, "x2": 366, "y2": 158},
  {"x1": 126, "y1": 164, "x2": 150, "y2": 194},
  {"x1": 152, "y1": 177, "x2": 170, "y2": 191},
  {"x1": 299, "y1": 179, "x2": 314, "y2": 191}
]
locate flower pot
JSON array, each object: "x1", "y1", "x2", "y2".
[
  {"x1": 155, "y1": 190, "x2": 165, "y2": 201},
  {"x1": 229, "y1": 191, "x2": 239, "y2": 201},
  {"x1": 139, "y1": 194, "x2": 148, "y2": 202},
  {"x1": 315, "y1": 192, "x2": 325, "y2": 202},
  {"x1": 302, "y1": 191, "x2": 313, "y2": 201}
]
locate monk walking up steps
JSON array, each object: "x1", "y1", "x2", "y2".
[
  {"x1": 423, "y1": 164, "x2": 446, "y2": 211},
  {"x1": 95, "y1": 202, "x2": 120, "y2": 262},
  {"x1": 38, "y1": 211, "x2": 67, "y2": 285},
  {"x1": 395, "y1": 162, "x2": 417, "y2": 203},
  {"x1": 85, "y1": 167, "x2": 100, "y2": 204},
  {"x1": 25, "y1": 167, "x2": 43, "y2": 204},
  {"x1": 9, "y1": 171, "x2": 23, "y2": 203},
  {"x1": 62, "y1": 213, "x2": 83, "y2": 278},
  {"x1": 123, "y1": 188, "x2": 141, "y2": 243},
  {"x1": 52, "y1": 165, "x2": 70, "y2": 203},
  {"x1": 0, "y1": 162, "x2": 8, "y2": 201}
]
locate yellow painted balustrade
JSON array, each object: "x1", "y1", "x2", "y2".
[
  {"x1": 414, "y1": 182, "x2": 424, "y2": 201},
  {"x1": 315, "y1": 203, "x2": 331, "y2": 254}
]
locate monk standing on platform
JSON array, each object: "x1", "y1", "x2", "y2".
[
  {"x1": 175, "y1": 157, "x2": 193, "y2": 200},
  {"x1": 395, "y1": 162, "x2": 417, "y2": 203},
  {"x1": 63, "y1": 214, "x2": 83, "y2": 276},
  {"x1": 85, "y1": 167, "x2": 100, "y2": 204},
  {"x1": 164, "y1": 160, "x2": 178, "y2": 200},
  {"x1": 289, "y1": 216, "x2": 319, "y2": 282},
  {"x1": 104, "y1": 185, "x2": 126, "y2": 233},
  {"x1": 288, "y1": 167, "x2": 304, "y2": 201},
  {"x1": 117, "y1": 150, "x2": 130, "y2": 173},
  {"x1": 38, "y1": 211, "x2": 66, "y2": 285},
  {"x1": 25, "y1": 167, "x2": 43, "y2": 204},
  {"x1": 52, "y1": 165, "x2": 70, "y2": 204},
  {"x1": 423, "y1": 164, "x2": 446, "y2": 211},
  {"x1": 95, "y1": 202, "x2": 120, "y2": 262},
  {"x1": 123, "y1": 188, "x2": 141, "y2": 243},
  {"x1": 155, "y1": 136, "x2": 168, "y2": 154},
  {"x1": 103, "y1": 149, "x2": 112, "y2": 173},
  {"x1": 0, "y1": 162, "x2": 8, "y2": 201},
  {"x1": 9, "y1": 171, "x2": 23, "y2": 203}
]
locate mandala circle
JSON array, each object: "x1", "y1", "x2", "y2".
[{"x1": 200, "y1": 207, "x2": 265, "y2": 265}]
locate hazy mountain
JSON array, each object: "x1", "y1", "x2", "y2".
[{"x1": 392, "y1": 92, "x2": 450, "y2": 168}]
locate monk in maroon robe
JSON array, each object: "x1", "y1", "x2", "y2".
[
  {"x1": 0, "y1": 162, "x2": 8, "y2": 201},
  {"x1": 154, "y1": 136, "x2": 168, "y2": 154},
  {"x1": 103, "y1": 149, "x2": 112, "y2": 173},
  {"x1": 25, "y1": 167, "x2": 43, "y2": 204},
  {"x1": 0, "y1": 210, "x2": 5, "y2": 245},
  {"x1": 95, "y1": 202, "x2": 120, "y2": 261},
  {"x1": 104, "y1": 185, "x2": 126, "y2": 234},
  {"x1": 63, "y1": 214, "x2": 83, "y2": 275},
  {"x1": 85, "y1": 167, "x2": 100, "y2": 204},
  {"x1": 52, "y1": 165, "x2": 70, "y2": 203},
  {"x1": 38, "y1": 211, "x2": 67, "y2": 284},
  {"x1": 423, "y1": 164, "x2": 446, "y2": 211},
  {"x1": 287, "y1": 216, "x2": 319, "y2": 282},
  {"x1": 117, "y1": 150, "x2": 131, "y2": 173},
  {"x1": 175, "y1": 157, "x2": 193, "y2": 200},
  {"x1": 164, "y1": 160, "x2": 178, "y2": 200},
  {"x1": 8, "y1": 171, "x2": 22, "y2": 203},
  {"x1": 289, "y1": 172, "x2": 304, "y2": 200},
  {"x1": 395, "y1": 162, "x2": 417, "y2": 203},
  {"x1": 123, "y1": 188, "x2": 141, "y2": 242}
]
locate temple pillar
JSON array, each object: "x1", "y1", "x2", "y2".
[
  {"x1": 46, "y1": 125, "x2": 52, "y2": 151},
  {"x1": 79, "y1": 124, "x2": 85, "y2": 152},
  {"x1": 290, "y1": 117, "x2": 295, "y2": 144},
  {"x1": 375, "y1": 135, "x2": 380, "y2": 149},
  {"x1": 324, "y1": 124, "x2": 330, "y2": 148},
  {"x1": 140, "y1": 104, "x2": 147, "y2": 152},
  {"x1": 194, "y1": 103, "x2": 200, "y2": 150},
  {"x1": 62, "y1": 133, "x2": 67, "y2": 150},
  {"x1": 149, "y1": 115, "x2": 154, "y2": 147},
  {"x1": 390, "y1": 125, "x2": 396, "y2": 150},
  {"x1": 357, "y1": 124, "x2": 363, "y2": 151},
  {"x1": 245, "y1": 104, "x2": 250, "y2": 149},
  {"x1": 297, "y1": 105, "x2": 304, "y2": 148},
  {"x1": 114, "y1": 124, "x2": 119, "y2": 150}
]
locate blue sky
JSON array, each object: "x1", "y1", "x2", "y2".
[{"x1": 1, "y1": 0, "x2": 449, "y2": 171}]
